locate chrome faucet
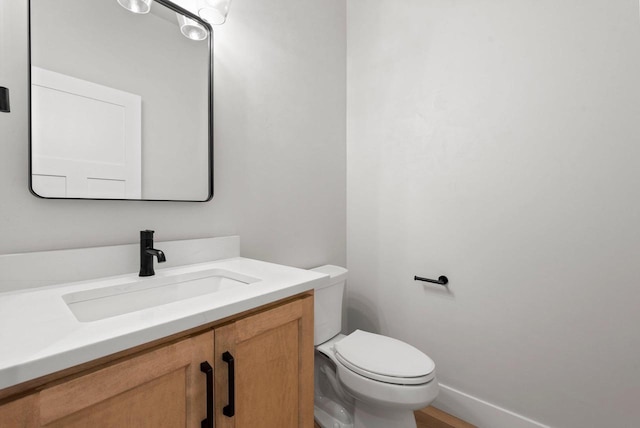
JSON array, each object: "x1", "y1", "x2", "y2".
[{"x1": 139, "y1": 230, "x2": 166, "y2": 277}]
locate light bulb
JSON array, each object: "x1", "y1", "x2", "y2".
[
  {"x1": 117, "y1": 0, "x2": 153, "y2": 14},
  {"x1": 176, "y1": 14, "x2": 208, "y2": 41},
  {"x1": 197, "y1": 0, "x2": 232, "y2": 25}
]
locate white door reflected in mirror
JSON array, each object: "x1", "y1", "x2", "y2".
[{"x1": 31, "y1": 67, "x2": 142, "y2": 199}]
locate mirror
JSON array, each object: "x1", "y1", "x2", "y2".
[{"x1": 29, "y1": 0, "x2": 213, "y2": 201}]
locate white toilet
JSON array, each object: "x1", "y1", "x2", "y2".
[{"x1": 311, "y1": 265, "x2": 439, "y2": 428}]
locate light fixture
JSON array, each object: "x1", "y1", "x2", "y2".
[
  {"x1": 118, "y1": 0, "x2": 210, "y2": 41},
  {"x1": 117, "y1": 0, "x2": 153, "y2": 14},
  {"x1": 197, "y1": 0, "x2": 232, "y2": 25},
  {"x1": 176, "y1": 13, "x2": 208, "y2": 41}
]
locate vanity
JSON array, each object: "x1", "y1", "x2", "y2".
[
  {"x1": 0, "y1": 237, "x2": 326, "y2": 427},
  {"x1": 1, "y1": 0, "x2": 324, "y2": 425}
]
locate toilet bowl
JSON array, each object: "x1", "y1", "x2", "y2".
[{"x1": 311, "y1": 266, "x2": 439, "y2": 428}]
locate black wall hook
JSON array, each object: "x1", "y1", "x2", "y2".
[{"x1": 415, "y1": 275, "x2": 449, "y2": 286}]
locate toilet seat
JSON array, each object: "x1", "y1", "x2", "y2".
[{"x1": 334, "y1": 330, "x2": 435, "y2": 385}]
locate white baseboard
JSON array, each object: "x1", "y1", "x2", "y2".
[{"x1": 433, "y1": 384, "x2": 551, "y2": 428}]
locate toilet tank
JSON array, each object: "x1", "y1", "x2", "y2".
[{"x1": 310, "y1": 265, "x2": 348, "y2": 346}]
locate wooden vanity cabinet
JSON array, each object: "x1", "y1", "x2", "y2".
[
  {"x1": 0, "y1": 293, "x2": 314, "y2": 428},
  {"x1": 215, "y1": 294, "x2": 314, "y2": 428},
  {"x1": 2, "y1": 330, "x2": 214, "y2": 428},
  {"x1": 37, "y1": 330, "x2": 214, "y2": 428},
  {"x1": 0, "y1": 394, "x2": 38, "y2": 427}
]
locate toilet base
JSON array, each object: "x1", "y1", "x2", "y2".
[
  {"x1": 314, "y1": 396, "x2": 353, "y2": 428},
  {"x1": 354, "y1": 402, "x2": 417, "y2": 428}
]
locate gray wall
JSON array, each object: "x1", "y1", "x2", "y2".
[
  {"x1": 0, "y1": 0, "x2": 346, "y2": 268},
  {"x1": 347, "y1": 0, "x2": 640, "y2": 427}
]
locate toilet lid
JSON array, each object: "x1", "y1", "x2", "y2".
[{"x1": 334, "y1": 330, "x2": 435, "y2": 385}]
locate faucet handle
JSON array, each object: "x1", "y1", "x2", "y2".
[{"x1": 140, "y1": 230, "x2": 155, "y2": 239}]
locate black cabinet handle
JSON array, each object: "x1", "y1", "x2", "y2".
[
  {"x1": 222, "y1": 351, "x2": 235, "y2": 417},
  {"x1": 200, "y1": 361, "x2": 213, "y2": 428}
]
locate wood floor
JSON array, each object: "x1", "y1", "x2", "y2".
[
  {"x1": 415, "y1": 406, "x2": 476, "y2": 428},
  {"x1": 314, "y1": 406, "x2": 476, "y2": 428}
]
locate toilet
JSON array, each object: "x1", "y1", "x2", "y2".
[{"x1": 311, "y1": 265, "x2": 439, "y2": 428}]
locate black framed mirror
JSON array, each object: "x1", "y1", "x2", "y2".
[{"x1": 29, "y1": 0, "x2": 213, "y2": 201}]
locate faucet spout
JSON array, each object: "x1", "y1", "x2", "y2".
[
  {"x1": 139, "y1": 230, "x2": 166, "y2": 276},
  {"x1": 146, "y1": 248, "x2": 166, "y2": 263}
]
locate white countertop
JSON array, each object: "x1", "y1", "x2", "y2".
[{"x1": 0, "y1": 257, "x2": 327, "y2": 391}]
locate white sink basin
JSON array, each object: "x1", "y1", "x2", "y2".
[{"x1": 63, "y1": 268, "x2": 260, "y2": 322}]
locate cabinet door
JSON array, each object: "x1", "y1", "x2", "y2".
[
  {"x1": 215, "y1": 296, "x2": 314, "y2": 428},
  {"x1": 0, "y1": 394, "x2": 39, "y2": 428},
  {"x1": 38, "y1": 331, "x2": 214, "y2": 428}
]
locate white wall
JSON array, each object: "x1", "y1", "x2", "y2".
[
  {"x1": 213, "y1": 0, "x2": 347, "y2": 264},
  {"x1": 0, "y1": 0, "x2": 345, "y2": 269},
  {"x1": 347, "y1": 1, "x2": 640, "y2": 427}
]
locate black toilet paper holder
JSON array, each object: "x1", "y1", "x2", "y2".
[{"x1": 414, "y1": 275, "x2": 448, "y2": 286}]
